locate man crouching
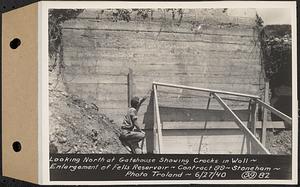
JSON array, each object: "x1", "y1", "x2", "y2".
[{"x1": 120, "y1": 96, "x2": 147, "y2": 154}]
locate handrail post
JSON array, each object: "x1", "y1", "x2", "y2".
[
  {"x1": 198, "y1": 93, "x2": 212, "y2": 154},
  {"x1": 245, "y1": 100, "x2": 252, "y2": 154},
  {"x1": 153, "y1": 84, "x2": 163, "y2": 153},
  {"x1": 249, "y1": 99, "x2": 257, "y2": 153},
  {"x1": 153, "y1": 89, "x2": 157, "y2": 154},
  {"x1": 262, "y1": 81, "x2": 269, "y2": 146}
]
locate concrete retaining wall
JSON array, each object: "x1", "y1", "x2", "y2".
[{"x1": 61, "y1": 9, "x2": 265, "y2": 154}]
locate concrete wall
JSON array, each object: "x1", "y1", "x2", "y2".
[
  {"x1": 161, "y1": 129, "x2": 249, "y2": 154},
  {"x1": 61, "y1": 9, "x2": 265, "y2": 154}
]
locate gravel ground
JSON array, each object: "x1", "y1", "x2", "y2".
[{"x1": 265, "y1": 129, "x2": 292, "y2": 155}]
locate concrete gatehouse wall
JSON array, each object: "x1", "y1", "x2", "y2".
[{"x1": 61, "y1": 9, "x2": 265, "y2": 154}]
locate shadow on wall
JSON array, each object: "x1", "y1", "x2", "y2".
[
  {"x1": 143, "y1": 91, "x2": 154, "y2": 153},
  {"x1": 159, "y1": 107, "x2": 250, "y2": 122}
]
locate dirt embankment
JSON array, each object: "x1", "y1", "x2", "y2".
[{"x1": 49, "y1": 71, "x2": 128, "y2": 154}]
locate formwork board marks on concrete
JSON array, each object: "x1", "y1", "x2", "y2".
[
  {"x1": 161, "y1": 129, "x2": 249, "y2": 154},
  {"x1": 61, "y1": 9, "x2": 264, "y2": 126}
]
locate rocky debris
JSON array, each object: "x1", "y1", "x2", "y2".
[
  {"x1": 49, "y1": 88, "x2": 129, "y2": 154},
  {"x1": 58, "y1": 136, "x2": 67, "y2": 144},
  {"x1": 266, "y1": 130, "x2": 292, "y2": 155},
  {"x1": 50, "y1": 143, "x2": 58, "y2": 154}
]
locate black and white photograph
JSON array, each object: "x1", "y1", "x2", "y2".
[
  {"x1": 49, "y1": 7, "x2": 293, "y2": 155},
  {"x1": 1, "y1": 0, "x2": 298, "y2": 185},
  {"x1": 44, "y1": 1, "x2": 297, "y2": 184}
]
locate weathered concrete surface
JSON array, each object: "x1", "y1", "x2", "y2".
[
  {"x1": 161, "y1": 129, "x2": 249, "y2": 154},
  {"x1": 61, "y1": 9, "x2": 265, "y2": 154}
]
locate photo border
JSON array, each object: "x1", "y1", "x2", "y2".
[{"x1": 40, "y1": 1, "x2": 298, "y2": 185}]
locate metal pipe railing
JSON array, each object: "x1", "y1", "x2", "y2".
[
  {"x1": 213, "y1": 93, "x2": 270, "y2": 154},
  {"x1": 153, "y1": 82, "x2": 260, "y2": 99},
  {"x1": 256, "y1": 99, "x2": 292, "y2": 125},
  {"x1": 152, "y1": 81, "x2": 292, "y2": 154}
]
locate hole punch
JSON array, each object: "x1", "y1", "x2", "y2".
[
  {"x1": 10, "y1": 38, "x2": 21, "y2": 49},
  {"x1": 12, "y1": 141, "x2": 22, "y2": 152}
]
